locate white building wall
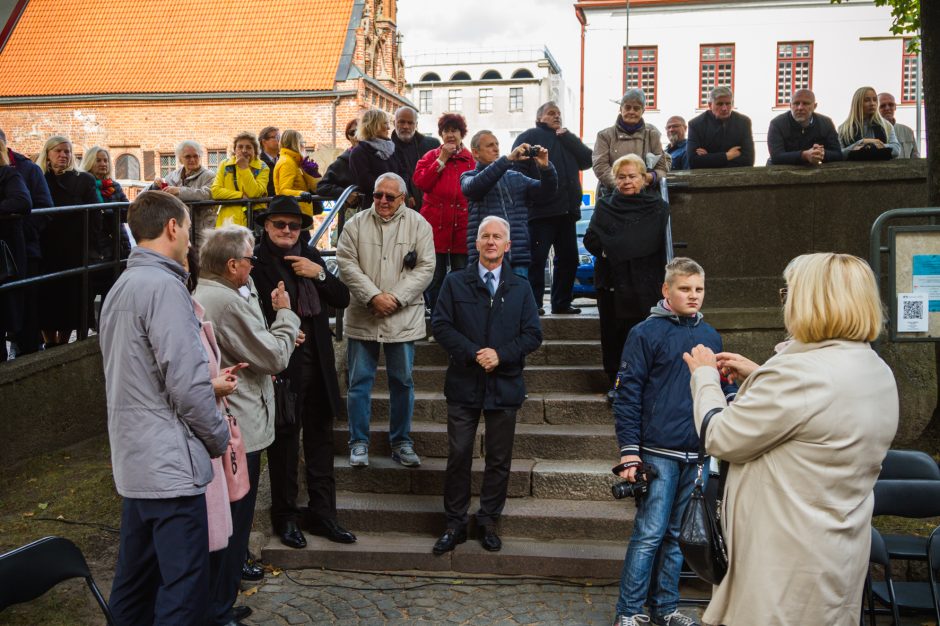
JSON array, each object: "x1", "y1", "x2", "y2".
[{"x1": 580, "y1": 0, "x2": 923, "y2": 192}]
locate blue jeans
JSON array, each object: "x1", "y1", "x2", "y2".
[
  {"x1": 616, "y1": 454, "x2": 702, "y2": 618},
  {"x1": 347, "y1": 339, "x2": 415, "y2": 448}
]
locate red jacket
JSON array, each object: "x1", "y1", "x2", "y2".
[{"x1": 413, "y1": 146, "x2": 474, "y2": 254}]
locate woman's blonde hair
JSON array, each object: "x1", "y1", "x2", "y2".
[
  {"x1": 80, "y1": 146, "x2": 112, "y2": 178},
  {"x1": 357, "y1": 109, "x2": 388, "y2": 141},
  {"x1": 0, "y1": 138, "x2": 8, "y2": 166},
  {"x1": 612, "y1": 153, "x2": 647, "y2": 178},
  {"x1": 35, "y1": 135, "x2": 76, "y2": 173},
  {"x1": 231, "y1": 132, "x2": 259, "y2": 159},
  {"x1": 838, "y1": 86, "x2": 892, "y2": 147},
  {"x1": 280, "y1": 129, "x2": 304, "y2": 154},
  {"x1": 783, "y1": 252, "x2": 883, "y2": 343}
]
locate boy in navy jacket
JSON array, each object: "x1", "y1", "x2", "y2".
[{"x1": 612, "y1": 257, "x2": 736, "y2": 626}]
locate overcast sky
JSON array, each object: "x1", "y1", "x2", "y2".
[{"x1": 397, "y1": 0, "x2": 582, "y2": 88}]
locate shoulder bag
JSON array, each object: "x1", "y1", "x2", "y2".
[
  {"x1": 678, "y1": 407, "x2": 729, "y2": 585},
  {"x1": 222, "y1": 399, "x2": 250, "y2": 502}
]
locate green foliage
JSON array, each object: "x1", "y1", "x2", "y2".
[{"x1": 831, "y1": 0, "x2": 920, "y2": 49}]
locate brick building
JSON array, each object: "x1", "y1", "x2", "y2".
[{"x1": 0, "y1": 0, "x2": 408, "y2": 184}]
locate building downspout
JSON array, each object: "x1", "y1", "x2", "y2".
[
  {"x1": 576, "y1": 7, "x2": 586, "y2": 139},
  {"x1": 332, "y1": 95, "x2": 341, "y2": 148}
]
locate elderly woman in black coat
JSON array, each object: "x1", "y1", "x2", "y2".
[
  {"x1": 35, "y1": 135, "x2": 102, "y2": 346},
  {"x1": 250, "y1": 195, "x2": 356, "y2": 548},
  {"x1": 583, "y1": 153, "x2": 668, "y2": 398},
  {"x1": 0, "y1": 138, "x2": 32, "y2": 361}
]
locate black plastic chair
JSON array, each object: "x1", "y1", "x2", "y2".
[
  {"x1": 865, "y1": 526, "x2": 901, "y2": 626},
  {"x1": 0, "y1": 536, "x2": 114, "y2": 623},
  {"x1": 874, "y1": 479, "x2": 940, "y2": 566},
  {"x1": 878, "y1": 450, "x2": 940, "y2": 481}
]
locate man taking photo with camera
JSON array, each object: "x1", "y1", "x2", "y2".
[{"x1": 611, "y1": 258, "x2": 736, "y2": 626}]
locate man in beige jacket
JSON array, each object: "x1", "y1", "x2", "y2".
[{"x1": 337, "y1": 172, "x2": 435, "y2": 468}]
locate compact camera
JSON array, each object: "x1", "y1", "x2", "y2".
[
  {"x1": 525, "y1": 145, "x2": 542, "y2": 158},
  {"x1": 610, "y1": 462, "x2": 658, "y2": 500}
]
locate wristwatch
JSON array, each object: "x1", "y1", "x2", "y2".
[{"x1": 316, "y1": 270, "x2": 326, "y2": 282}]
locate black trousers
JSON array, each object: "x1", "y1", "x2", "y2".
[
  {"x1": 208, "y1": 451, "x2": 261, "y2": 625},
  {"x1": 12, "y1": 257, "x2": 42, "y2": 356},
  {"x1": 109, "y1": 494, "x2": 209, "y2": 626},
  {"x1": 597, "y1": 289, "x2": 646, "y2": 385},
  {"x1": 426, "y1": 252, "x2": 467, "y2": 314},
  {"x1": 444, "y1": 403, "x2": 517, "y2": 529},
  {"x1": 527, "y1": 214, "x2": 579, "y2": 312},
  {"x1": 268, "y1": 336, "x2": 337, "y2": 529}
]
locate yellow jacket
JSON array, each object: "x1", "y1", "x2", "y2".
[
  {"x1": 211, "y1": 156, "x2": 270, "y2": 227},
  {"x1": 273, "y1": 148, "x2": 321, "y2": 217}
]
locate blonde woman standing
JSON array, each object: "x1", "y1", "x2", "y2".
[{"x1": 273, "y1": 129, "x2": 322, "y2": 222}]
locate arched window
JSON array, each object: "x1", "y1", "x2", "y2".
[
  {"x1": 115, "y1": 154, "x2": 140, "y2": 180},
  {"x1": 481, "y1": 70, "x2": 502, "y2": 80},
  {"x1": 511, "y1": 69, "x2": 534, "y2": 79},
  {"x1": 450, "y1": 71, "x2": 471, "y2": 81},
  {"x1": 420, "y1": 72, "x2": 441, "y2": 82}
]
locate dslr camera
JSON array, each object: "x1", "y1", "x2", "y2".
[{"x1": 610, "y1": 462, "x2": 658, "y2": 500}]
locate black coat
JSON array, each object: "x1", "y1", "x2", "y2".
[
  {"x1": 316, "y1": 148, "x2": 355, "y2": 200},
  {"x1": 431, "y1": 262, "x2": 542, "y2": 410},
  {"x1": 349, "y1": 141, "x2": 396, "y2": 210},
  {"x1": 0, "y1": 166, "x2": 31, "y2": 330},
  {"x1": 260, "y1": 152, "x2": 278, "y2": 197},
  {"x1": 8, "y1": 151, "x2": 52, "y2": 259},
  {"x1": 391, "y1": 131, "x2": 440, "y2": 212},
  {"x1": 687, "y1": 110, "x2": 755, "y2": 169},
  {"x1": 512, "y1": 124, "x2": 592, "y2": 220},
  {"x1": 767, "y1": 112, "x2": 843, "y2": 165},
  {"x1": 252, "y1": 235, "x2": 350, "y2": 417}
]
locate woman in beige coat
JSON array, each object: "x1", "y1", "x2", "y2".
[{"x1": 683, "y1": 252, "x2": 898, "y2": 626}]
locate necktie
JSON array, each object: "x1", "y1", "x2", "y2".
[{"x1": 484, "y1": 271, "x2": 496, "y2": 297}]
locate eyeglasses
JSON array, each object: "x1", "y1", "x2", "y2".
[
  {"x1": 779, "y1": 287, "x2": 788, "y2": 304},
  {"x1": 239, "y1": 255, "x2": 258, "y2": 265},
  {"x1": 264, "y1": 134, "x2": 279, "y2": 141},
  {"x1": 269, "y1": 220, "x2": 302, "y2": 232},
  {"x1": 373, "y1": 191, "x2": 403, "y2": 202}
]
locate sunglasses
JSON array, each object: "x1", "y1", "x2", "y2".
[
  {"x1": 373, "y1": 191, "x2": 403, "y2": 202},
  {"x1": 269, "y1": 220, "x2": 302, "y2": 231}
]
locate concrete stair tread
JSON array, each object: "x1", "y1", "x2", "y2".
[
  {"x1": 357, "y1": 390, "x2": 608, "y2": 402},
  {"x1": 261, "y1": 531, "x2": 626, "y2": 577}
]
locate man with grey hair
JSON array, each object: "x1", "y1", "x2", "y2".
[
  {"x1": 878, "y1": 92, "x2": 919, "y2": 158},
  {"x1": 430, "y1": 214, "x2": 542, "y2": 555},
  {"x1": 391, "y1": 106, "x2": 440, "y2": 211},
  {"x1": 512, "y1": 101, "x2": 592, "y2": 315},
  {"x1": 337, "y1": 172, "x2": 435, "y2": 468},
  {"x1": 664, "y1": 116, "x2": 689, "y2": 171},
  {"x1": 150, "y1": 140, "x2": 217, "y2": 232},
  {"x1": 688, "y1": 86, "x2": 754, "y2": 168}
]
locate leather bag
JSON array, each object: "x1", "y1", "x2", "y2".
[
  {"x1": 678, "y1": 407, "x2": 729, "y2": 585},
  {"x1": 222, "y1": 399, "x2": 250, "y2": 502},
  {"x1": 272, "y1": 374, "x2": 297, "y2": 429}
]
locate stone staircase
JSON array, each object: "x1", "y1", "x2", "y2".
[{"x1": 262, "y1": 308, "x2": 786, "y2": 577}]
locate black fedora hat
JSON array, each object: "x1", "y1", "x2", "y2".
[{"x1": 254, "y1": 195, "x2": 314, "y2": 229}]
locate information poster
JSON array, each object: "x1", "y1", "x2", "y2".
[{"x1": 913, "y1": 255, "x2": 940, "y2": 313}]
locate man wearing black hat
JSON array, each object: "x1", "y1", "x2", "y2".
[{"x1": 250, "y1": 195, "x2": 357, "y2": 549}]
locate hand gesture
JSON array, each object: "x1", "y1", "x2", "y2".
[
  {"x1": 534, "y1": 146, "x2": 550, "y2": 168},
  {"x1": 508, "y1": 144, "x2": 530, "y2": 162},
  {"x1": 235, "y1": 153, "x2": 250, "y2": 169},
  {"x1": 475, "y1": 347, "x2": 500, "y2": 372},
  {"x1": 440, "y1": 143, "x2": 458, "y2": 159},
  {"x1": 272, "y1": 280, "x2": 292, "y2": 311},
  {"x1": 212, "y1": 362, "x2": 247, "y2": 398},
  {"x1": 715, "y1": 351, "x2": 760, "y2": 383},
  {"x1": 617, "y1": 454, "x2": 643, "y2": 482},
  {"x1": 369, "y1": 292, "x2": 399, "y2": 317},
  {"x1": 555, "y1": 127, "x2": 569, "y2": 136},
  {"x1": 164, "y1": 186, "x2": 181, "y2": 196},
  {"x1": 681, "y1": 344, "x2": 718, "y2": 373},
  {"x1": 284, "y1": 255, "x2": 322, "y2": 279},
  {"x1": 726, "y1": 146, "x2": 742, "y2": 161},
  {"x1": 295, "y1": 330, "x2": 306, "y2": 347},
  {"x1": 299, "y1": 191, "x2": 315, "y2": 203}
]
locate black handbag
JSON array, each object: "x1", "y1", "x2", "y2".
[
  {"x1": 272, "y1": 374, "x2": 297, "y2": 429},
  {"x1": 0, "y1": 240, "x2": 18, "y2": 284},
  {"x1": 678, "y1": 407, "x2": 729, "y2": 585}
]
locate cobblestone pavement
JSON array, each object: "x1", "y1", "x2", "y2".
[{"x1": 237, "y1": 569, "x2": 708, "y2": 625}]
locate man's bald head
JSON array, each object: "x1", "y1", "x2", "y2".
[{"x1": 790, "y1": 89, "x2": 817, "y2": 126}]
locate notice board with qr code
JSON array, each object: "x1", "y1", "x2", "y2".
[{"x1": 890, "y1": 226, "x2": 940, "y2": 341}]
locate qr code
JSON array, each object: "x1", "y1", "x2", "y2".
[{"x1": 902, "y1": 299, "x2": 924, "y2": 319}]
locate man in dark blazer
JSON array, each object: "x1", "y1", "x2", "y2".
[
  {"x1": 688, "y1": 86, "x2": 755, "y2": 169},
  {"x1": 430, "y1": 215, "x2": 542, "y2": 555},
  {"x1": 259, "y1": 126, "x2": 280, "y2": 197},
  {"x1": 391, "y1": 106, "x2": 440, "y2": 211},
  {"x1": 767, "y1": 89, "x2": 843, "y2": 166}
]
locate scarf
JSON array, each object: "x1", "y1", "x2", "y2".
[
  {"x1": 262, "y1": 236, "x2": 321, "y2": 318},
  {"x1": 363, "y1": 138, "x2": 395, "y2": 160},
  {"x1": 590, "y1": 190, "x2": 668, "y2": 267},
  {"x1": 617, "y1": 117, "x2": 645, "y2": 135}
]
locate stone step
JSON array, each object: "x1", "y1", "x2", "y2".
[
  {"x1": 408, "y1": 339, "x2": 602, "y2": 367},
  {"x1": 331, "y1": 454, "x2": 622, "y2": 501},
  {"x1": 262, "y1": 531, "x2": 626, "y2": 578},
  {"x1": 331, "y1": 423, "x2": 616, "y2": 461},
  {"x1": 338, "y1": 391, "x2": 612, "y2": 425},
  {"x1": 318, "y1": 492, "x2": 632, "y2": 542},
  {"x1": 368, "y1": 365, "x2": 609, "y2": 394}
]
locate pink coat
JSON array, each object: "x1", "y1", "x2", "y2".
[{"x1": 194, "y1": 298, "x2": 234, "y2": 552}]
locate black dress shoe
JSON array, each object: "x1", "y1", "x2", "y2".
[
  {"x1": 279, "y1": 521, "x2": 307, "y2": 549},
  {"x1": 553, "y1": 306, "x2": 582, "y2": 315},
  {"x1": 432, "y1": 528, "x2": 467, "y2": 555},
  {"x1": 310, "y1": 518, "x2": 357, "y2": 544},
  {"x1": 538, "y1": 308, "x2": 545, "y2": 316},
  {"x1": 478, "y1": 525, "x2": 502, "y2": 552},
  {"x1": 232, "y1": 606, "x2": 253, "y2": 621},
  {"x1": 241, "y1": 558, "x2": 264, "y2": 582}
]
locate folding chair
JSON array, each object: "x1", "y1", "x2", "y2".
[
  {"x1": 0, "y1": 536, "x2": 114, "y2": 624},
  {"x1": 865, "y1": 526, "x2": 901, "y2": 626},
  {"x1": 878, "y1": 450, "x2": 940, "y2": 481}
]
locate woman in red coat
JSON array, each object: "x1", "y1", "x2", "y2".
[{"x1": 413, "y1": 113, "x2": 474, "y2": 314}]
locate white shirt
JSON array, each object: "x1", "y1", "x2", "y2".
[{"x1": 478, "y1": 262, "x2": 502, "y2": 289}]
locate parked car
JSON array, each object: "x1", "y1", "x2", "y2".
[{"x1": 573, "y1": 205, "x2": 596, "y2": 299}]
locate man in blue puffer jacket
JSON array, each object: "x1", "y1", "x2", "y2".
[
  {"x1": 460, "y1": 130, "x2": 557, "y2": 278},
  {"x1": 611, "y1": 257, "x2": 737, "y2": 626}
]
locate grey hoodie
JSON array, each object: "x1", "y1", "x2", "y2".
[{"x1": 100, "y1": 247, "x2": 229, "y2": 499}]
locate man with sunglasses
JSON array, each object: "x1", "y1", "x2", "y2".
[{"x1": 337, "y1": 173, "x2": 435, "y2": 468}]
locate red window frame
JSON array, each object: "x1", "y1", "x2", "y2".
[
  {"x1": 775, "y1": 41, "x2": 813, "y2": 107},
  {"x1": 698, "y1": 44, "x2": 735, "y2": 108},
  {"x1": 622, "y1": 46, "x2": 657, "y2": 109},
  {"x1": 901, "y1": 37, "x2": 919, "y2": 104}
]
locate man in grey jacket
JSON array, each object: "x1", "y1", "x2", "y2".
[{"x1": 100, "y1": 190, "x2": 230, "y2": 625}]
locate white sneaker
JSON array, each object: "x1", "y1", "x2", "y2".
[
  {"x1": 615, "y1": 615, "x2": 650, "y2": 626},
  {"x1": 391, "y1": 444, "x2": 421, "y2": 467},
  {"x1": 349, "y1": 444, "x2": 369, "y2": 467}
]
